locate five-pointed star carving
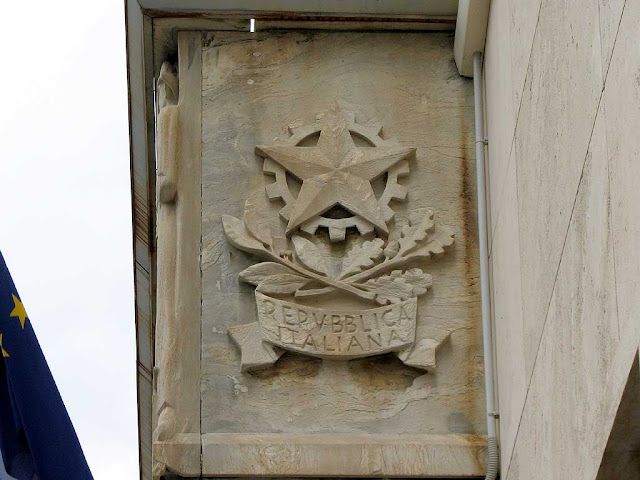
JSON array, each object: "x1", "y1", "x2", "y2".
[
  {"x1": 10, "y1": 294, "x2": 28, "y2": 329},
  {"x1": 256, "y1": 107, "x2": 415, "y2": 236}
]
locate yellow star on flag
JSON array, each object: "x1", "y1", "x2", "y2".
[
  {"x1": 10, "y1": 293, "x2": 28, "y2": 329},
  {"x1": 0, "y1": 333, "x2": 9, "y2": 357}
]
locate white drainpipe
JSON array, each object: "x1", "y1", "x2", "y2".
[{"x1": 472, "y1": 50, "x2": 500, "y2": 480}]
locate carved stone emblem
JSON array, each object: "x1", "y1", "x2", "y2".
[{"x1": 222, "y1": 104, "x2": 454, "y2": 372}]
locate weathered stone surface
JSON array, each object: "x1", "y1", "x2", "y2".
[
  {"x1": 153, "y1": 32, "x2": 202, "y2": 478},
  {"x1": 228, "y1": 321, "x2": 285, "y2": 372},
  {"x1": 153, "y1": 434, "x2": 201, "y2": 478},
  {"x1": 200, "y1": 30, "x2": 484, "y2": 476},
  {"x1": 201, "y1": 433, "x2": 487, "y2": 477}
]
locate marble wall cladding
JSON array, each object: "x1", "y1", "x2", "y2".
[
  {"x1": 602, "y1": 0, "x2": 640, "y2": 347},
  {"x1": 200, "y1": 31, "x2": 484, "y2": 438},
  {"x1": 514, "y1": 0, "x2": 604, "y2": 382},
  {"x1": 507, "y1": 103, "x2": 620, "y2": 479},
  {"x1": 485, "y1": 0, "x2": 639, "y2": 477},
  {"x1": 488, "y1": 157, "x2": 526, "y2": 470},
  {"x1": 483, "y1": 0, "x2": 516, "y2": 235},
  {"x1": 598, "y1": 0, "x2": 626, "y2": 77}
]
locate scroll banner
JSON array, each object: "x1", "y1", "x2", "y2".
[
  {"x1": 229, "y1": 293, "x2": 444, "y2": 371},
  {"x1": 257, "y1": 292, "x2": 416, "y2": 358}
]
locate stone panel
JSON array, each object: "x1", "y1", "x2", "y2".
[
  {"x1": 199, "y1": 31, "x2": 486, "y2": 477},
  {"x1": 513, "y1": 0, "x2": 603, "y2": 380},
  {"x1": 202, "y1": 433, "x2": 487, "y2": 477}
]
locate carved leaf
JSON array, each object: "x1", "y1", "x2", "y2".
[
  {"x1": 383, "y1": 240, "x2": 400, "y2": 259},
  {"x1": 291, "y1": 236, "x2": 329, "y2": 275},
  {"x1": 256, "y1": 274, "x2": 310, "y2": 294},
  {"x1": 363, "y1": 269, "x2": 432, "y2": 305},
  {"x1": 239, "y1": 262, "x2": 297, "y2": 286},
  {"x1": 406, "y1": 224, "x2": 455, "y2": 260},
  {"x1": 399, "y1": 268, "x2": 433, "y2": 296},
  {"x1": 243, "y1": 188, "x2": 275, "y2": 246},
  {"x1": 397, "y1": 209, "x2": 435, "y2": 256},
  {"x1": 339, "y1": 238, "x2": 384, "y2": 279},
  {"x1": 363, "y1": 274, "x2": 414, "y2": 305},
  {"x1": 221, "y1": 215, "x2": 268, "y2": 257}
]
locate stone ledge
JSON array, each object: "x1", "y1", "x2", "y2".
[
  {"x1": 153, "y1": 433, "x2": 201, "y2": 478},
  {"x1": 201, "y1": 433, "x2": 487, "y2": 477}
]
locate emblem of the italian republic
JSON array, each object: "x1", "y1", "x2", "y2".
[{"x1": 222, "y1": 104, "x2": 454, "y2": 372}]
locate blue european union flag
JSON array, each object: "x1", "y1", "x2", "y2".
[{"x1": 0, "y1": 252, "x2": 93, "y2": 480}]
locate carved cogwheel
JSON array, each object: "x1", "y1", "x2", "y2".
[{"x1": 262, "y1": 110, "x2": 409, "y2": 242}]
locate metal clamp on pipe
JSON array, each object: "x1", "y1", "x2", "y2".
[{"x1": 472, "y1": 51, "x2": 500, "y2": 480}]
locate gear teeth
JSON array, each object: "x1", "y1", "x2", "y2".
[
  {"x1": 329, "y1": 227, "x2": 346, "y2": 242},
  {"x1": 382, "y1": 205, "x2": 396, "y2": 222},
  {"x1": 263, "y1": 158, "x2": 279, "y2": 174},
  {"x1": 366, "y1": 125, "x2": 383, "y2": 138},
  {"x1": 395, "y1": 160, "x2": 410, "y2": 176},
  {"x1": 354, "y1": 124, "x2": 383, "y2": 141},
  {"x1": 265, "y1": 182, "x2": 282, "y2": 200},
  {"x1": 389, "y1": 184, "x2": 408, "y2": 201},
  {"x1": 279, "y1": 204, "x2": 292, "y2": 221},
  {"x1": 288, "y1": 125, "x2": 304, "y2": 137},
  {"x1": 343, "y1": 110, "x2": 356, "y2": 124},
  {"x1": 356, "y1": 223, "x2": 374, "y2": 235},
  {"x1": 258, "y1": 108, "x2": 410, "y2": 242},
  {"x1": 301, "y1": 223, "x2": 318, "y2": 235}
]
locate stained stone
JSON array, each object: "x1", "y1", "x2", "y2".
[
  {"x1": 155, "y1": 30, "x2": 486, "y2": 478},
  {"x1": 198, "y1": 30, "x2": 484, "y2": 476}
]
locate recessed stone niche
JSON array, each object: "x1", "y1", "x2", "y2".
[{"x1": 153, "y1": 30, "x2": 486, "y2": 478}]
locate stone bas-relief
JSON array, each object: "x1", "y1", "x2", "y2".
[
  {"x1": 202, "y1": 29, "x2": 483, "y2": 435},
  {"x1": 197, "y1": 30, "x2": 485, "y2": 477},
  {"x1": 223, "y1": 104, "x2": 455, "y2": 371}
]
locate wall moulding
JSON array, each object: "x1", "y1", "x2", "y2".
[
  {"x1": 151, "y1": 16, "x2": 455, "y2": 78},
  {"x1": 137, "y1": 0, "x2": 459, "y2": 18},
  {"x1": 152, "y1": 31, "x2": 202, "y2": 479},
  {"x1": 202, "y1": 433, "x2": 487, "y2": 477}
]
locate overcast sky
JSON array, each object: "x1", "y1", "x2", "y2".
[{"x1": 1, "y1": 1, "x2": 137, "y2": 478}]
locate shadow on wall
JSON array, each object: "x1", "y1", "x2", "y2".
[{"x1": 596, "y1": 352, "x2": 640, "y2": 479}]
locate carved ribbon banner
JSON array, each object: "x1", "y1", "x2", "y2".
[
  {"x1": 229, "y1": 293, "x2": 448, "y2": 372},
  {"x1": 259, "y1": 292, "x2": 415, "y2": 356}
]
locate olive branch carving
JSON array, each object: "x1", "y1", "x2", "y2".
[{"x1": 222, "y1": 207, "x2": 454, "y2": 305}]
